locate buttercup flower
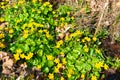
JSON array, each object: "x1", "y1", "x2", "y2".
[
  {"x1": 93, "y1": 36, "x2": 97, "y2": 41},
  {"x1": 60, "y1": 17, "x2": 65, "y2": 21},
  {"x1": 96, "y1": 49, "x2": 101, "y2": 54},
  {"x1": 83, "y1": 45, "x2": 89, "y2": 52},
  {"x1": 9, "y1": 29, "x2": 14, "y2": 34},
  {"x1": 20, "y1": 54, "x2": 25, "y2": 59},
  {"x1": 0, "y1": 33, "x2": 5, "y2": 39},
  {"x1": 48, "y1": 73, "x2": 54, "y2": 80},
  {"x1": 57, "y1": 63, "x2": 62, "y2": 68},
  {"x1": 56, "y1": 40, "x2": 63, "y2": 48},
  {"x1": 68, "y1": 69, "x2": 74, "y2": 74},
  {"x1": 95, "y1": 61, "x2": 103, "y2": 69},
  {"x1": 14, "y1": 53, "x2": 20, "y2": 61},
  {"x1": 60, "y1": 76, "x2": 65, "y2": 80},
  {"x1": 54, "y1": 67, "x2": 59, "y2": 73},
  {"x1": 47, "y1": 55, "x2": 54, "y2": 60},
  {"x1": 91, "y1": 76, "x2": 97, "y2": 80},
  {"x1": 67, "y1": 73, "x2": 71, "y2": 78},
  {"x1": 54, "y1": 58, "x2": 59, "y2": 64},
  {"x1": 0, "y1": 42, "x2": 5, "y2": 48},
  {"x1": 84, "y1": 37, "x2": 91, "y2": 42},
  {"x1": 81, "y1": 74, "x2": 85, "y2": 79},
  {"x1": 104, "y1": 64, "x2": 109, "y2": 70},
  {"x1": 62, "y1": 58, "x2": 67, "y2": 65},
  {"x1": 16, "y1": 49, "x2": 22, "y2": 54}
]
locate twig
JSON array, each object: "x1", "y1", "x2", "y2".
[{"x1": 94, "y1": 1, "x2": 109, "y2": 36}]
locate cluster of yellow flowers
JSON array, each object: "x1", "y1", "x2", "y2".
[
  {"x1": 95, "y1": 61, "x2": 109, "y2": 70},
  {"x1": 42, "y1": 1, "x2": 52, "y2": 9},
  {"x1": 56, "y1": 40, "x2": 63, "y2": 48},
  {"x1": 82, "y1": 36, "x2": 97, "y2": 43},
  {"x1": 48, "y1": 56, "x2": 66, "y2": 80},
  {"x1": 13, "y1": 49, "x2": 33, "y2": 61},
  {"x1": 70, "y1": 30, "x2": 82, "y2": 38}
]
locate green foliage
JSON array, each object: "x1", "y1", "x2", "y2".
[{"x1": 0, "y1": 0, "x2": 119, "y2": 80}]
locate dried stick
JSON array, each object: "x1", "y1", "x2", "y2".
[{"x1": 94, "y1": 1, "x2": 109, "y2": 36}]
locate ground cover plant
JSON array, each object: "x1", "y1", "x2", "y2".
[{"x1": 0, "y1": 0, "x2": 120, "y2": 80}]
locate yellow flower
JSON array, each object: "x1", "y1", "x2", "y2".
[
  {"x1": 45, "y1": 2, "x2": 50, "y2": 5},
  {"x1": 65, "y1": 35, "x2": 69, "y2": 41},
  {"x1": 75, "y1": 30, "x2": 82, "y2": 35},
  {"x1": 81, "y1": 74, "x2": 85, "y2": 79},
  {"x1": 82, "y1": 39, "x2": 85, "y2": 43},
  {"x1": 57, "y1": 63, "x2": 62, "y2": 68},
  {"x1": 25, "y1": 52, "x2": 33, "y2": 60},
  {"x1": 28, "y1": 52, "x2": 34, "y2": 58},
  {"x1": 68, "y1": 69, "x2": 74, "y2": 74},
  {"x1": 25, "y1": 56, "x2": 31, "y2": 60},
  {"x1": 71, "y1": 16, "x2": 75, "y2": 20},
  {"x1": 18, "y1": 0, "x2": 24, "y2": 4},
  {"x1": 0, "y1": 42, "x2": 5, "y2": 48},
  {"x1": 83, "y1": 45, "x2": 89, "y2": 52},
  {"x1": 60, "y1": 76, "x2": 64, "y2": 80},
  {"x1": 0, "y1": 17, "x2": 4, "y2": 22},
  {"x1": 0, "y1": 33, "x2": 5, "y2": 39},
  {"x1": 47, "y1": 55, "x2": 54, "y2": 60},
  {"x1": 23, "y1": 34, "x2": 28, "y2": 38},
  {"x1": 16, "y1": 19, "x2": 21, "y2": 23},
  {"x1": 60, "y1": 52, "x2": 65, "y2": 57},
  {"x1": 95, "y1": 61, "x2": 103, "y2": 69},
  {"x1": 4, "y1": 27, "x2": 8, "y2": 31},
  {"x1": 32, "y1": 0, "x2": 37, "y2": 3},
  {"x1": 48, "y1": 73, "x2": 54, "y2": 80},
  {"x1": 24, "y1": 30, "x2": 29, "y2": 34},
  {"x1": 62, "y1": 58, "x2": 67, "y2": 65},
  {"x1": 56, "y1": 40, "x2": 63, "y2": 48},
  {"x1": 16, "y1": 49, "x2": 22, "y2": 54},
  {"x1": 32, "y1": 9, "x2": 35, "y2": 12},
  {"x1": 49, "y1": 4, "x2": 52, "y2": 8},
  {"x1": 38, "y1": 30, "x2": 43, "y2": 33},
  {"x1": 54, "y1": 58, "x2": 59, "y2": 64},
  {"x1": 52, "y1": 11, "x2": 56, "y2": 14},
  {"x1": 84, "y1": 37, "x2": 91, "y2": 42},
  {"x1": 67, "y1": 73, "x2": 71, "y2": 78},
  {"x1": 91, "y1": 76, "x2": 97, "y2": 80},
  {"x1": 9, "y1": 29, "x2": 14, "y2": 34},
  {"x1": 30, "y1": 27, "x2": 35, "y2": 32},
  {"x1": 104, "y1": 64, "x2": 109, "y2": 70},
  {"x1": 92, "y1": 36, "x2": 97, "y2": 41},
  {"x1": 36, "y1": 65, "x2": 41, "y2": 69},
  {"x1": 20, "y1": 54, "x2": 25, "y2": 59},
  {"x1": 54, "y1": 67, "x2": 59, "y2": 73},
  {"x1": 60, "y1": 17, "x2": 65, "y2": 21},
  {"x1": 67, "y1": 12, "x2": 70, "y2": 15},
  {"x1": 13, "y1": 53, "x2": 20, "y2": 61},
  {"x1": 96, "y1": 49, "x2": 101, "y2": 54}
]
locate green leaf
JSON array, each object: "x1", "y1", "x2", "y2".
[
  {"x1": 24, "y1": 44, "x2": 29, "y2": 52},
  {"x1": 47, "y1": 60, "x2": 54, "y2": 68},
  {"x1": 41, "y1": 55, "x2": 46, "y2": 67},
  {"x1": 43, "y1": 67, "x2": 49, "y2": 73}
]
